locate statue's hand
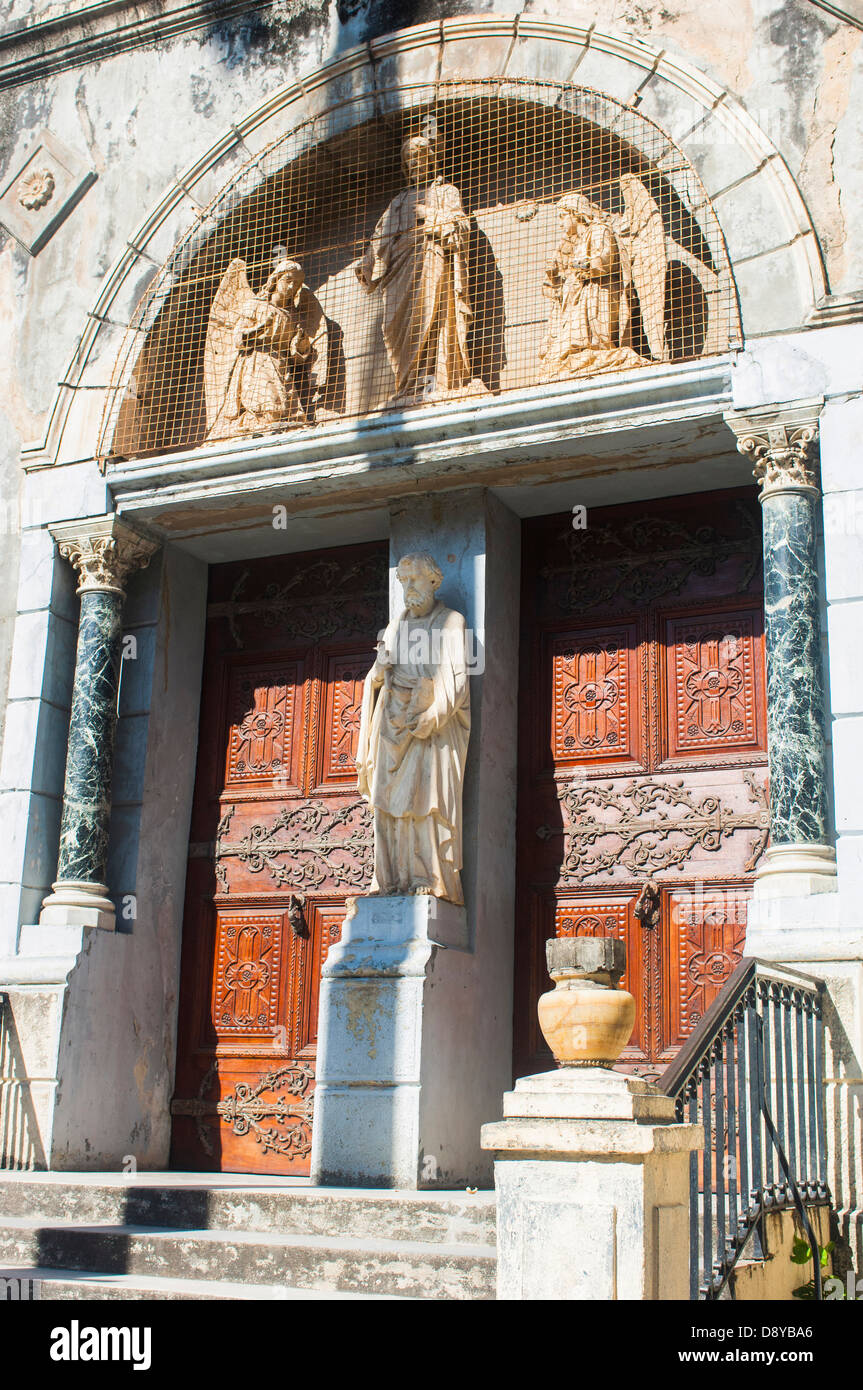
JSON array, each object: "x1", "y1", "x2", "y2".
[{"x1": 411, "y1": 710, "x2": 437, "y2": 740}]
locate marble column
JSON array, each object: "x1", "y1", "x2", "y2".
[
  {"x1": 727, "y1": 400, "x2": 837, "y2": 896},
  {"x1": 40, "y1": 516, "x2": 158, "y2": 931}
]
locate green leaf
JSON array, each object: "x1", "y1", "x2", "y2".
[{"x1": 791, "y1": 1238, "x2": 813, "y2": 1264}]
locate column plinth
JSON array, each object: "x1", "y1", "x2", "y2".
[{"x1": 40, "y1": 515, "x2": 158, "y2": 932}]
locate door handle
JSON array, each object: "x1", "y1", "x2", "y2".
[
  {"x1": 287, "y1": 894, "x2": 309, "y2": 938},
  {"x1": 634, "y1": 879, "x2": 660, "y2": 930}
]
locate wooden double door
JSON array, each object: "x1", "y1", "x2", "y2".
[
  {"x1": 514, "y1": 490, "x2": 770, "y2": 1082},
  {"x1": 171, "y1": 543, "x2": 387, "y2": 1174}
]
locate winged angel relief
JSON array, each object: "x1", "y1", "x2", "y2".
[
  {"x1": 203, "y1": 251, "x2": 328, "y2": 440},
  {"x1": 539, "y1": 175, "x2": 673, "y2": 381}
]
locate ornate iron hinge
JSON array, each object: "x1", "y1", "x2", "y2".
[
  {"x1": 537, "y1": 772, "x2": 770, "y2": 881},
  {"x1": 214, "y1": 799, "x2": 373, "y2": 894},
  {"x1": 172, "y1": 1060, "x2": 315, "y2": 1159}
]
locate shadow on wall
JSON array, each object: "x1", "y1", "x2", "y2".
[
  {"x1": 202, "y1": 0, "x2": 475, "y2": 66},
  {"x1": 0, "y1": 994, "x2": 48, "y2": 1171}
]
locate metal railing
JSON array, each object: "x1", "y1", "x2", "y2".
[{"x1": 659, "y1": 958, "x2": 831, "y2": 1300}]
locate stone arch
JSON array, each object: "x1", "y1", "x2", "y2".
[{"x1": 27, "y1": 14, "x2": 826, "y2": 469}]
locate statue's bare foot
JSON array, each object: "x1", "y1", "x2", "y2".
[{"x1": 412, "y1": 885, "x2": 433, "y2": 896}]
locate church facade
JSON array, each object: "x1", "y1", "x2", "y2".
[{"x1": 1, "y1": 0, "x2": 862, "y2": 1277}]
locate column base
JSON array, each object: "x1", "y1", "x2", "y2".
[
  {"x1": 39, "y1": 879, "x2": 116, "y2": 931},
  {"x1": 754, "y1": 843, "x2": 838, "y2": 898}
]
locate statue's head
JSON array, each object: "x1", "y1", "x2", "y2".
[
  {"x1": 401, "y1": 134, "x2": 437, "y2": 184},
  {"x1": 557, "y1": 192, "x2": 600, "y2": 236},
  {"x1": 397, "y1": 552, "x2": 443, "y2": 615},
  {"x1": 268, "y1": 249, "x2": 305, "y2": 302}
]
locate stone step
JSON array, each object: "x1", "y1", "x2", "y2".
[
  {"x1": 0, "y1": 1176, "x2": 496, "y2": 1246},
  {"x1": 0, "y1": 1265, "x2": 416, "y2": 1300},
  {"x1": 0, "y1": 1217, "x2": 497, "y2": 1300}
]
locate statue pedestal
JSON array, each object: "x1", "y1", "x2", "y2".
[
  {"x1": 310, "y1": 894, "x2": 476, "y2": 1188},
  {"x1": 481, "y1": 1069, "x2": 702, "y2": 1300}
]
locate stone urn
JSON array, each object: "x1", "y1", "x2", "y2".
[{"x1": 537, "y1": 936, "x2": 636, "y2": 1066}]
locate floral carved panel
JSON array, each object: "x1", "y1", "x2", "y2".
[
  {"x1": 321, "y1": 657, "x2": 367, "y2": 783},
  {"x1": 666, "y1": 611, "x2": 762, "y2": 758},
  {"x1": 550, "y1": 628, "x2": 636, "y2": 764},
  {"x1": 212, "y1": 913, "x2": 283, "y2": 1036},
  {"x1": 225, "y1": 663, "x2": 302, "y2": 788}
]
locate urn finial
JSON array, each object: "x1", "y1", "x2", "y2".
[{"x1": 537, "y1": 936, "x2": 636, "y2": 1067}]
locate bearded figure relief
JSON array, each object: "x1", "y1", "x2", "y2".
[
  {"x1": 539, "y1": 175, "x2": 670, "y2": 382},
  {"x1": 204, "y1": 247, "x2": 328, "y2": 440},
  {"x1": 355, "y1": 131, "x2": 488, "y2": 407}
]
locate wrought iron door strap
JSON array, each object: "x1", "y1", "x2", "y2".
[
  {"x1": 214, "y1": 799, "x2": 372, "y2": 893},
  {"x1": 541, "y1": 503, "x2": 761, "y2": 613},
  {"x1": 539, "y1": 773, "x2": 770, "y2": 880},
  {"x1": 172, "y1": 1060, "x2": 315, "y2": 1159}
]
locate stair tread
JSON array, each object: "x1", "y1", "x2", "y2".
[
  {"x1": 0, "y1": 1175, "x2": 495, "y2": 1201},
  {"x1": 0, "y1": 1215, "x2": 496, "y2": 1259},
  {"x1": 0, "y1": 1265, "x2": 418, "y2": 1299}
]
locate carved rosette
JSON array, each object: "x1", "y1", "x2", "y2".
[
  {"x1": 726, "y1": 402, "x2": 822, "y2": 499},
  {"x1": 18, "y1": 167, "x2": 55, "y2": 210},
  {"x1": 50, "y1": 516, "x2": 159, "y2": 595}
]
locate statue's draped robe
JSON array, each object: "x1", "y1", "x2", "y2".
[
  {"x1": 540, "y1": 221, "x2": 643, "y2": 379},
  {"x1": 356, "y1": 602, "x2": 470, "y2": 904},
  {"x1": 359, "y1": 177, "x2": 473, "y2": 401},
  {"x1": 207, "y1": 285, "x2": 323, "y2": 439}
]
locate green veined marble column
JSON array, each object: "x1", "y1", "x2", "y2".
[
  {"x1": 729, "y1": 401, "x2": 837, "y2": 896},
  {"x1": 40, "y1": 516, "x2": 158, "y2": 931},
  {"x1": 761, "y1": 487, "x2": 830, "y2": 846},
  {"x1": 55, "y1": 588, "x2": 125, "y2": 886}
]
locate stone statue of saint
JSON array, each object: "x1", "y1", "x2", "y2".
[
  {"x1": 355, "y1": 133, "x2": 487, "y2": 407},
  {"x1": 204, "y1": 248, "x2": 328, "y2": 439},
  {"x1": 539, "y1": 180, "x2": 667, "y2": 381},
  {"x1": 356, "y1": 553, "x2": 471, "y2": 905}
]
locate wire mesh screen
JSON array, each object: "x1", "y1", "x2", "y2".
[{"x1": 99, "y1": 80, "x2": 742, "y2": 463}]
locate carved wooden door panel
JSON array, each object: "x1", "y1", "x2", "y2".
[
  {"x1": 514, "y1": 491, "x2": 768, "y2": 1082},
  {"x1": 171, "y1": 543, "x2": 387, "y2": 1173}
]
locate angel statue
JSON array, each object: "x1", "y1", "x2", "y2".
[
  {"x1": 538, "y1": 176, "x2": 669, "y2": 382},
  {"x1": 355, "y1": 130, "x2": 488, "y2": 407},
  {"x1": 203, "y1": 248, "x2": 328, "y2": 441}
]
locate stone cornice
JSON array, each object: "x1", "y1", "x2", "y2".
[
  {"x1": 107, "y1": 358, "x2": 736, "y2": 527},
  {"x1": 0, "y1": 0, "x2": 290, "y2": 91},
  {"x1": 49, "y1": 514, "x2": 159, "y2": 595},
  {"x1": 724, "y1": 399, "x2": 823, "y2": 499}
]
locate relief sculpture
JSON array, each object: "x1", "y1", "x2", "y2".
[
  {"x1": 204, "y1": 248, "x2": 328, "y2": 439},
  {"x1": 539, "y1": 175, "x2": 669, "y2": 381},
  {"x1": 355, "y1": 131, "x2": 488, "y2": 407}
]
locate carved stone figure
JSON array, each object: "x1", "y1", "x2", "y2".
[
  {"x1": 355, "y1": 133, "x2": 487, "y2": 406},
  {"x1": 539, "y1": 177, "x2": 669, "y2": 381},
  {"x1": 204, "y1": 249, "x2": 327, "y2": 439},
  {"x1": 356, "y1": 553, "x2": 471, "y2": 904}
]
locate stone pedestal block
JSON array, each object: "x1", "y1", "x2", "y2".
[
  {"x1": 310, "y1": 893, "x2": 481, "y2": 1189},
  {"x1": 481, "y1": 1069, "x2": 702, "y2": 1301}
]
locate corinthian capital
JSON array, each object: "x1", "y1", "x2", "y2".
[
  {"x1": 724, "y1": 399, "x2": 823, "y2": 497},
  {"x1": 49, "y1": 515, "x2": 159, "y2": 595}
]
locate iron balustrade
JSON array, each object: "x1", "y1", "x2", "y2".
[{"x1": 659, "y1": 958, "x2": 830, "y2": 1300}]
